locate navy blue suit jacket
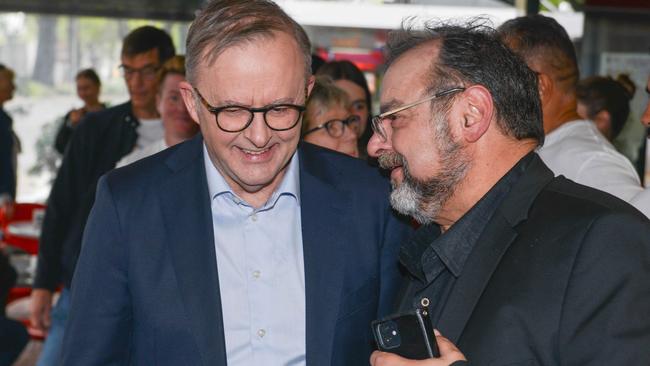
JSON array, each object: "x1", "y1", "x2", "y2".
[{"x1": 61, "y1": 136, "x2": 412, "y2": 365}]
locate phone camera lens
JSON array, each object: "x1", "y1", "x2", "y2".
[{"x1": 378, "y1": 321, "x2": 402, "y2": 349}]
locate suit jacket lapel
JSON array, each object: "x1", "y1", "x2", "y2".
[
  {"x1": 437, "y1": 154, "x2": 555, "y2": 343},
  {"x1": 299, "y1": 145, "x2": 350, "y2": 365},
  {"x1": 158, "y1": 136, "x2": 227, "y2": 365}
]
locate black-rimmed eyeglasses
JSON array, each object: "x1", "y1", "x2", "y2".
[
  {"x1": 193, "y1": 87, "x2": 306, "y2": 133},
  {"x1": 371, "y1": 87, "x2": 465, "y2": 142},
  {"x1": 119, "y1": 64, "x2": 160, "y2": 81},
  {"x1": 303, "y1": 115, "x2": 361, "y2": 138}
]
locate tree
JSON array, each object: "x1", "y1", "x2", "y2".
[{"x1": 32, "y1": 15, "x2": 58, "y2": 86}]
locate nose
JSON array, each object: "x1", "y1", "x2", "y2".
[
  {"x1": 367, "y1": 119, "x2": 393, "y2": 158},
  {"x1": 243, "y1": 112, "x2": 272, "y2": 148}
]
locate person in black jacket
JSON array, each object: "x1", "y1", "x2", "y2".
[
  {"x1": 0, "y1": 64, "x2": 19, "y2": 217},
  {"x1": 368, "y1": 19, "x2": 650, "y2": 366},
  {"x1": 30, "y1": 26, "x2": 175, "y2": 366}
]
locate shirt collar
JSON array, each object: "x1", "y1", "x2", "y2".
[
  {"x1": 203, "y1": 143, "x2": 301, "y2": 208},
  {"x1": 400, "y1": 152, "x2": 534, "y2": 282}
]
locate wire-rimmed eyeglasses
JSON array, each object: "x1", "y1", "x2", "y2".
[
  {"x1": 371, "y1": 87, "x2": 465, "y2": 142},
  {"x1": 193, "y1": 87, "x2": 306, "y2": 133},
  {"x1": 302, "y1": 115, "x2": 361, "y2": 138}
]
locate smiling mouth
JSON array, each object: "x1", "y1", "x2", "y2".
[{"x1": 237, "y1": 145, "x2": 274, "y2": 161}]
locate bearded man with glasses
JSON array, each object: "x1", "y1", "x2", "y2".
[
  {"x1": 60, "y1": 1, "x2": 413, "y2": 365},
  {"x1": 368, "y1": 20, "x2": 650, "y2": 366}
]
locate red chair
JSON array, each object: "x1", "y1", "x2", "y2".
[
  {"x1": 2, "y1": 203, "x2": 47, "y2": 340},
  {"x1": 0, "y1": 202, "x2": 45, "y2": 255}
]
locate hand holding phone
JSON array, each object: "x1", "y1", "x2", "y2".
[{"x1": 371, "y1": 308, "x2": 440, "y2": 359}]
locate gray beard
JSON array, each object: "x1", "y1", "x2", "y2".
[{"x1": 379, "y1": 115, "x2": 470, "y2": 225}]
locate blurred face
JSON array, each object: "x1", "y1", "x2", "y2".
[
  {"x1": 76, "y1": 76, "x2": 100, "y2": 106},
  {"x1": 0, "y1": 71, "x2": 15, "y2": 105},
  {"x1": 367, "y1": 46, "x2": 469, "y2": 224},
  {"x1": 334, "y1": 79, "x2": 369, "y2": 136},
  {"x1": 121, "y1": 49, "x2": 160, "y2": 112},
  {"x1": 158, "y1": 73, "x2": 198, "y2": 142},
  {"x1": 182, "y1": 32, "x2": 313, "y2": 197},
  {"x1": 303, "y1": 103, "x2": 359, "y2": 157},
  {"x1": 642, "y1": 76, "x2": 650, "y2": 128}
]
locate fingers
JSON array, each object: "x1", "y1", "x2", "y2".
[
  {"x1": 30, "y1": 290, "x2": 53, "y2": 331},
  {"x1": 434, "y1": 330, "x2": 467, "y2": 363}
]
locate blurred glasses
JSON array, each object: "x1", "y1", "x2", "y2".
[
  {"x1": 119, "y1": 64, "x2": 160, "y2": 81},
  {"x1": 303, "y1": 115, "x2": 361, "y2": 138},
  {"x1": 194, "y1": 87, "x2": 305, "y2": 133},
  {"x1": 371, "y1": 87, "x2": 465, "y2": 142}
]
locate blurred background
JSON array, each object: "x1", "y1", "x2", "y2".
[{"x1": 0, "y1": 0, "x2": 649, "y2": 203}]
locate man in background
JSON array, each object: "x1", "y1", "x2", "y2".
[
  {"x1": 31, "y1": 26, "x2": 175, "y2": 365},
  {"x1": 498, "y1": 14, "x2": 649, "y2": 218}
]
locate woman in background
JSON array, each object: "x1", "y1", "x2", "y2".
[
  {"x1": 576, "y1": 74, "x2": 635, "y2": 142},
  {"x1": 54, "y1": 68, "x2": 105, "y2": 154},
  {"x1": 317, "y1": 60, "x2": 372, "y2": 158},
  {"x1": 302, "y1": 76, "x2": 360, "y2": 158}
]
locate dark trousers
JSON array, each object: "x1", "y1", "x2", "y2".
[{"x1": 0, "y1": 316, "x2": 29, "y2": 366}]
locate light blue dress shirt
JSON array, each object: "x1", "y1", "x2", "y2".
[{"x1": 203, "y1": 145, "x2": 306, "y2": 366}]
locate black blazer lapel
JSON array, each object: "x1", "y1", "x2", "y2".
[
  {"x1": 158, "y1": 136, "x2": 227, "y2": 365},
  {"x1": 437, "y1": 154, "x2": 555, "y2": 343},
  {"x1": 299, "y1": 145, "x2": 351, "y2": 365}
]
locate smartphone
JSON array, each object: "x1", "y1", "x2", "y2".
[{"x1": 371, "y1": 308, "x2": 439, "y2": 359}]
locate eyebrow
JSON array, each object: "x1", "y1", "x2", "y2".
[
  {"x1": 211, "y1": 97, "x2": 300, "y2": 108},
  {"x1": 379, "y1": 99, "x2": 402, "y2": 114}
]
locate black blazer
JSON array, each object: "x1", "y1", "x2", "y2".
[
  {"x1": 61, "y1": 137, "x2": 413, "y2": 365},
  {"x1": 406, "y1": 155, "x2": 650, "y2": 365},
  {"x1": 35, "y1": 102, "x2": 138, "y2": 290}
]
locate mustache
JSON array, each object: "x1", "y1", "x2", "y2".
[{"x1": 378, "y1": 152, "x2": 405, "y2": 170}]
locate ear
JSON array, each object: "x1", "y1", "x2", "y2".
[
  {"x1": 179, "y1": 80, "x2": 201, "y2": 126},
  {"x1": 306, "y1": 75, "x2": 316, "y2": 98},
  {"x1": 458, "y1": 85, "x2": 494, "y2": 143},
  {"x1": 537, "y1": 72, "x2": 553, "y2": 107}
]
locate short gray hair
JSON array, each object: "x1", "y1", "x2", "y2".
[{"x1": 185, "y1": 0, "x2": 312, "y2": 84}]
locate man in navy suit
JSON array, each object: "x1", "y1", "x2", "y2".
[{"x1": 60, "y1": 1, "x2": 412, "y2": 365}]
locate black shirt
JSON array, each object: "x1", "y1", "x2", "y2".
[{"x1": 395, "y1": 153, "x2": 534, "y2": 326}]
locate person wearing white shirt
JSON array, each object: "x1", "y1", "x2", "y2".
[
  {"x1": 117, "y1": 55, "x2": 198, "y2": 168},
  {"x1": 498, "y1": 15, "x2": 650, "y2": 218}
]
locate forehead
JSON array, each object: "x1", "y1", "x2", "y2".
[
  {"x1": 381, "y1": 44, "x2": 439, "y2": 104},
  {"x1": 196, "y1": 32, "x2": 305, "y2": 101},
  {"x1": 334, "y1": 79, "x2": 366, "y2": 100},
  {"x1": 161, "y1": 73, "x2": 184, "y2": 91},
  {"x1": 121, "y1": 49, "x2": 160, "y2": 66}
]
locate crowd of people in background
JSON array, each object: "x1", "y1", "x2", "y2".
[{"x1": 0, "y1": 1, "x2": 650, "y2": 365}]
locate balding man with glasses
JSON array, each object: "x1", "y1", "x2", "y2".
[{"x1": 60, "y1": 1, "x2": 412, "y2": 365}]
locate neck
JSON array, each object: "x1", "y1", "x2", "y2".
[
  {"x1": 436, "y1": 137, "x2": 537, "y2": 232},
  {"x1": 132, "y1": 105, "x2": 159, "y2": 120},
  {"x1": 84, "y1": 100, "x2": 103, "y2": 112},
  {"x1": 164, "y1": 131, "x2": 185, "y2": 147},
  {"x1": 543, "y1": 93, "x2": 582, "y2": 134}
]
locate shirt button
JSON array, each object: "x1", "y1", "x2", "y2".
[
  {"x1": 257, "y1": 329, "x2": 266, "y2": 338},
  {"x1": 251, "y1": 214, "x2": 258, "y2": 222},
  {"x1": 252, "y1": 270, "x2": 261, "y2": 279}
]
